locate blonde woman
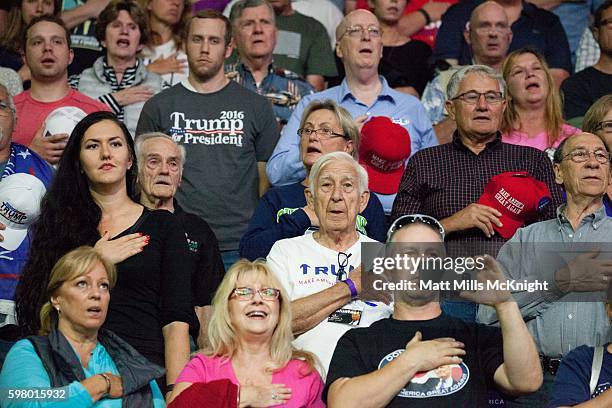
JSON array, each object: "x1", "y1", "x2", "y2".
[
  {"x1": 501, "y1": 48, "x2": 579, "y2": 152},
  {"x1": 169, "y1": 259, "x2": 324, "y2": 407},
  {"x1": 0, "y1": 246, "x2": 165, "y2": 407}
]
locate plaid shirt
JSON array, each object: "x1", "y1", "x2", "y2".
[{"x1": 391, "y1": 133, "x2": 564, "y2": 255}]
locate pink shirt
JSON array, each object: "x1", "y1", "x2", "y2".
[
  {"x1": 12, "y1": 89, "x2": 110, "y2": 146},
  {"x1": 176, "y1": 354, "x2": 325, "y2": 408},
  {"x1": 502, "y1": 123, "x2": 580, "y2": 151}
]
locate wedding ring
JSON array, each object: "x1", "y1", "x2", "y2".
[{"x1": 272, "y1": 392, "x2": 277, "y2": 400}]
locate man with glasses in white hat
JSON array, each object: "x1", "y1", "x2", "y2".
[
  {"x1": 325, "y1": 213, "x2": 542, "y2": 407},
  {"x1": 0, "y1": 82, "x2": 53, "y2": 365}
]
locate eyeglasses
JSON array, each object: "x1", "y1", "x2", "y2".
[
  {"x1": 598, "y1": 17, "x2": 612, "y2": 28},
  {"x1": 595, "y1": 120, "x2": 612, "y2": 134},
  {"x1": 452, "y1": 91, "x2": 504, "y2": 105},
  {"x1": 0, "y1": 101, "x2": 13, "y2": 116},
  {"x1": 298, "y1": 127, "x2": 348, "y2": 140},
  {"x1": 561, "y1": 149, "x2": 611, "y2": 164},
  {"x1": 473, "y1": 25, "x2": 510, "y2": 35},
  {"x1": 387, "y1": 214, "x2": 446, "y2": 242},
  {"x1": 231, "y1": 287, "x2": 280, "y2": 301},
  {"x1": 337, "y1": 251, "x2": 352, "y2": 281},
  {"x1": 340, "y1": 25, "x2": 382, "y2": 39}
]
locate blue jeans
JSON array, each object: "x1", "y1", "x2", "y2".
[{"x1": 221, "y1": 250, "x2": 240, "y2": 272}]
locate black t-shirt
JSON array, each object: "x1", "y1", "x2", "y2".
[
  {"x1": 102, "y1": 208, "x2": 198, "y2": 367},
  {"x1": 175, "y1": 203, "x2": 225, "y2": 306},
  {"x1": 325, "y1": 313, "x2": 504, "y2": 407},
  {"x1": 379, "y1": 40, "x2": 433, "y2": 97},
  {"x1": 561, "y1": 67, "x2": 612, "y2": 119}
]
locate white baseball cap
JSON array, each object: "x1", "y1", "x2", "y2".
[
  {"x1": 0, "y1": 173, "x2": 46, "y2": 251},
  {"x1": 43, "y1": 106, "x2": 87, "y2": 137}
]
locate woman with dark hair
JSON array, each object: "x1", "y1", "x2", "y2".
[
  {"x1": 0, "y1": 0, "x2": 60, "y2": 82},
  {"x1": 0, "y1": 246, "x2": 165, "y2": 407},
  {"x1": 16, "y1": 111, "x2": 196, "y2": 395},
  {"x1": 501, "y1": 48, "x2": 579, "y2": 153}
]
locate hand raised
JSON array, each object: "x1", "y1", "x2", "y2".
[
  {"x1": 401, "y1": 331, "x2": 465, "y2": 373},
  {"x1": 556, "y1": 249, "x2": 612, "y2": 292},
  {"x1": 147, "y1": 52, "x2": 188, "y2": 75},
  {"x1": 107, "y1": 373, "x2": 123, "y2": 398},
  {"x1": 459, "y1": 255, "x2": 512, "y2": 306},
  {"x1": 240, "y1": 384, "x2": 292, "y2": 407},
  {"x1": 112, "y1": 85, "x2": 154, "y2": 106},
  {"x1": 94, "y1": 232, "x2": 149, "y2": 264}
]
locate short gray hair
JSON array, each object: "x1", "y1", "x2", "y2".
[
  {"x1": 299, "y1": 99, "x2": 360, "y2": 159},
  {"x1": 309, "y1": 152, "x2": 369, "y2": 198},
  {"x1": 0, "y1": 84, "x2": 16, "y2": 128},
  {"x1": 135, "y1": 132, "x2": 186, "y2": 172},
  {"x1": 446, "y1": 65, "x2": 506, "y2": 100},
  {"x1": 229, "y1": 0, "x2": 275, "y2": 25}
]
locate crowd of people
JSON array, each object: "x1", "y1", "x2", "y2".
[{"x1": 0, "y1": 0, "x2": 611, "y2": 406}]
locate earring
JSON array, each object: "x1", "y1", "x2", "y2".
[{"x1": 55, "y1": 306, "x2": 61, "y2": 314}]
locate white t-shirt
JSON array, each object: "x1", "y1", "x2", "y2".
[
  {"x1": 141, "y1": 40, "x2": 188, "y2": 88},
  {"x1": 267, "y1": 233, "x2": 392, "y2": 377}
]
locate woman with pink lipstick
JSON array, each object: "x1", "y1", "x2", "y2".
[
  {"x1": 17, "y1": 111, "x2": 197, "y2": 397},
  {"x1": 501, "y1": 48, "x2": 579, "y2": 153},
  {"x1": 0, "y1": 246, "x2": 165, "y2": 407},
  {"x1": 168, "y1": 259, "x2": 325, "y2": 408}
]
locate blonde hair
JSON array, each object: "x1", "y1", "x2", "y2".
[
  {"x1": 206, "y1": 259, "x2": 318, "y2": 375},
  {"x1": 583, "y1": 94, "x2": 612, "y2": 142},
  {"x1": 501, "y1": 48, "x2": 565, "y2": 146},
  {"x1": 39, "y1": 246, "x2": 117, "y2": 335}
]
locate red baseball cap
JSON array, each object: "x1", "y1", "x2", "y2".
[
  {"x1": 478, "y1": 171, "x2": 552, "y2": 238},
  {"x1": 359, "y1": 116, "x2": 411, "y2": 195}
]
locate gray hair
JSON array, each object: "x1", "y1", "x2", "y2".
[
  {"x1": 229, "y1": 0, "x2": 275, "y2": 25},
  {"x1": 0, "y1": 84, "x2": 16, "y2": 128},
  {"x1": 446, "y1": 65, "x2": 506, "y2": 100},
  {"x1": 135, "y1": 132, "x2": 186, "y2": 172},
  {"x1": 299, "y1": 99, "x2": 360, "y2": 159},
  {"x1": 309, "y1": 151, "x2": 369, "y2": 198}
]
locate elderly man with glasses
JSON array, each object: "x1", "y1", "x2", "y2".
[
  {"x1": 325, "y1": 213, "x2": 542, "y2": 407},
  {"x1": 267, "y1": 151, "x2": 392, "y2": 376},
  {"x1": 391, "y1": 65, "x2": 563, "y2": 321},
  {"x1": 478, "y1": 131, "x2": 612, "y2": 406}
]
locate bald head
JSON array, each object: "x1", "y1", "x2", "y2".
[
  {"x1": 336, "y1": 9, "x2": 377, "y2": 42},
  {"x1": 465, "y1": 0, "x2": 511, "y2": 67}
]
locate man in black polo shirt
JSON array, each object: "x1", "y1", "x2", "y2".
[{"x1": 135, "y1": 132, "x2": 225, "y2": 349}]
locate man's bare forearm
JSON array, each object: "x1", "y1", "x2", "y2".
[
  {"x1": 291, "y1": 283, "x2": 351, "y2": 335},
  {"x1": 493, "y1": 302, "x2": 542, "y2": 395}
]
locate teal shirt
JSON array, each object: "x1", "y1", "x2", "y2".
[{"x1": 0, "y1": 339, "x2": 165, "y2": 408}]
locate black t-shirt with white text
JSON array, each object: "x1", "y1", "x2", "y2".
[{"x1": 325, "y1": 313, "x2": 504, "y2": 407}]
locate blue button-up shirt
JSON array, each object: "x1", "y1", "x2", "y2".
[{"x1": 265, "y1": 76, "x2": 437, "y2": 186}]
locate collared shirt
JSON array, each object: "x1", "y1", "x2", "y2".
[
  {"x1": 266, "y1": 76, "x2": 437, "y2": 186},
  {"x1": 391, "y1": 133, "x2": 564, "y2": 254},
  {"x1": 434, "y1": 0, "x2": 571, "y2": 73},
  {"x1": 478, "y1": 204, "x2": 612, "y2": 357},
  {"x1": 225, "y1": 62, "x2": 314, "y2": 125}
]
